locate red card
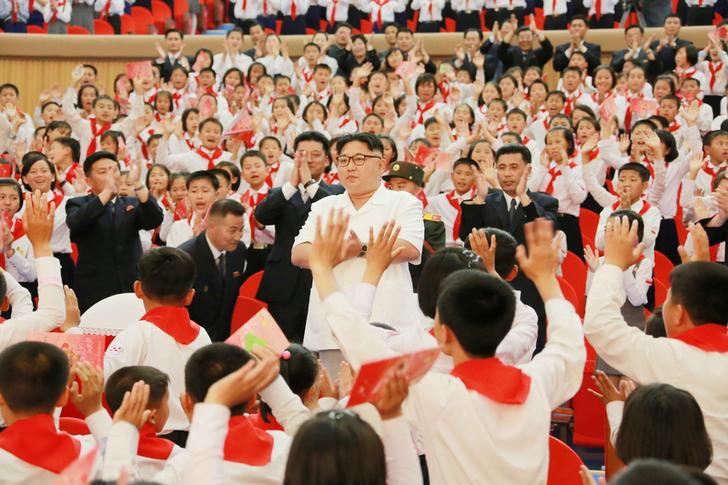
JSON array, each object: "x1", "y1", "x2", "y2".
[
  {"x1": 599, "y1": 96, "x2": 618, "y2": 121},
  {"x1": 347, "y1": 348, "x2": 440, "y2": 407},
  {"x1": 414, "y1": 145, "x2": 438, "y2": 167},
  {"x1": 629, "y1": 98, "x2": 658, "y2": 118},
  {"x1": 27, "y1": 332, "x2": 105, "y2": 367},
  {"x1": 718, "y1": 25, "x2": 728, "y2": 39},
  {"x1": 223, "y1": 110, "x2": 254, "y2": 137},
  {"x1": 0, "y1": 161, "x2": 12, "y2": 178},
  {"x1": 225, "y1": 307, "x2": 290, "y2": 354},
  {"x1": 125, "y1": 61, "x2": 153, "y2": 81},
  {"x1": 395, "y1": 61, "x2": 417, "y2": 79},
  {"x1": 53, "y1": 446, "x2": 99, "y2": 485},
  {"x1": 199, "y1": 96, "x2": 215, "y2": 119}
]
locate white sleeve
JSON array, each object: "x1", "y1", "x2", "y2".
[
  {"x1": 583, "y1": 161, "x2": 617, "y2": 209},
  {"x1": 382, "y1": 416, "x2": 423, "y2": 485},
  {"x1": 85, "y1": 408, "x2": 114, "y2": 441},
  {"x1": 495, "y1": 297, "x2": 538, "y2": 365},
  {"x1": 101, "y1": 421, "x2": 140, "y2": 482},
  {"x1": 605, "y1": 400, "x2": 623, "y2": 447},
  {"x1": 6, "y1": 245, "x2": 36, "y2": 282},
  {"x1": 2, "y1": 269, "x2": 33, "y2": 318},
  {"x1": 165, "y1": 221, "x2": 191, "y2": 248},
  {"x1": 520, "y1": 299, "x2": 587, "y2": 409},
  {"x1": 395, "y1": 195, "x2": 424, "y2": 264},
  {"x1": 258, "y1": 376, "x2": 313, "y2": 437},
  {"x1": 103, "y1": 326, "x2": 146, "y2": 379},
  {"x1": 181, "y1": 403, "x2": 230, "y2": 485},
  {"x1": 0, "y1": 257, "x2": 65, "y2": 350},
  {"x1": 62, "y1": 88, "x2": 89, "y2": 140},
  {"x1": 623, "y1": 258, "x2": 652, "y2": 307}
]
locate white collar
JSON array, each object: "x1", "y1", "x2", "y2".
[{"x1": 205, "y1": 233, "x2": 224, "y2": 260}]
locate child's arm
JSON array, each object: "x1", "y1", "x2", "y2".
[
  {"x1": 494, "y1": 297, "x2": 539, "y2": 365},
  {"x1": 61, "y1": 86, "x2": 89, "y2": 140},
  {"x1": 623, "y1": 258, "x2": 652, "y2": 307},
  {"x1": 582, "y1": 144, "x2": 618, "y2": 208},
  {"x1": 2, "y1": 269, "x2": 33, "y2": 317},
  {"x1": 258, "y1": 376, "x2": 314, "y2": 437},
  {"x1": 562, "y1": 164, "x2": 588, "y2": 204},
  {"x1": 518, "y1": 219, "x2": 587, "y2": 409},
  {"x1": 0, "y1": 194, "x2": 65, "y2": 349}
]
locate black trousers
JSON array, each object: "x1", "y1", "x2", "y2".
[
  {"x1": 164, "y1": 430, "x2": 189, "y2": 448},
  {"x1": 280, "y1": 15, "x2": 306, "y2": 34},
  {"x1": 495, "y1": 7, "x2": 525, "y2": 25},
  {"x1": 417, "y1": 20, "x2": 440, "y2": 32},
  {"x1": 686, "y1": 5, "x2": 714, "y2": 25},
  {"x1": 243, "y1": 246, "x2": 271, "y2": 281},
  {"x1": 107, "y1": 13, "x2": 121, "y2": 34},
  {"x1": 55, "y1": 252, "x2": 75, "y2": 287},
  {"x1": 655, "y1": 218, "x2": 681, "y2": 265},
  {"x1": 703, "y1": 94, "x2": 722, "y2": 118},
  {"x1": 588, "y1": 13, "x2": 615, "y2": 29},
  {"x1": 558, "y1": 213, "x2": 585, "y2": 260},
  {"x1": 544, "y1": 14, "x2": 568, "y2": 30},
  {"x1": 454, "y1": 11, "x2": 480, "y2": 30}
]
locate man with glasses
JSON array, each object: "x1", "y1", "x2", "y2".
[
  {"x1": 292, "y1": 133, "x2": 424, "y2": 374},
  {"x1": 254, "y1": 131, "x2": 344, "y2": 342}
]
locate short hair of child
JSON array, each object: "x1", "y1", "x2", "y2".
[
  {"x1": 668, "y1": 262, "x2": 728, "y2": 326},
  {"x1": 138, "y1": 247, "x2": 197, "y2": 304},
  {"x1": 185, "y1": 343, "x2": 253, "y2": 414},
  {"x1": 436, "y1": 269, "x2": 516, "y2": 357},
  {"x1": 105, "y1": 366, "x2": 170, "y2": 413},
  {"x1": 609, "y1": 209, "x2": 645, "y2": 242},
  {"x1": 0, "y1": 342, "x2": 69, "y2": 414}
]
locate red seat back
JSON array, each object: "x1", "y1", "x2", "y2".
[
  {"x1": 548, "y1": 436, "x2": 585, "y2": 485},
  {"x1": 579, "y1": 208, "x2": 600, "y2": 243},
  {"x1": 653, "y1": 278, "x2": 667, "y2": 308},
  {"x1": 27, "y1": 24, "x2": 47, "y2": 34},
  {"x1": 230, "y1": 296, "x2": 268, "y2": 335},
  {"x1": 561, "y1": 251, "x2": 587, "y2": 316},
  {"x1": 557, "y1": 277, "x2": 580, "y2": 315},
  {"x1": 151, "y1": 0, "x2": 172, "y2": 31},
  {"x1": 93, "y1": 18, "x2": 115, "y2": 34},
  {"x1": 68, "y1": 25, "x2": 90, "y2": 34},
  {"x1": 239, "y1": 270, "x2": 264, "y2": 299},
  {"x1": 653, "y1": 251, "x2": 674, "y2": 288},
  {"x1": 120, "y1": 14, "x2": 136, "y2": 34},
  {"x1": 130, "y1": 6, "x2": 156, "y2": 34}
]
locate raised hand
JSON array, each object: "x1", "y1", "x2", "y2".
[
  {"x1": 373, "y1": 370, "x2": 409, "y2": 420},
  {"x1": 468, "y1": 229, "x2": 498, "y2": 276},
  {"x1": 69, "y1": 362, "x2": 104, "y2": 417},
  {"x1": 23, "y1": 191, "x2": 55, "y2": 258},
  {"x1": 112, "y1": 380, "x2": 151, "y2": 429},
  {"x1": 583, "y1": 245, "x2": 601, "y2": 272},
  {"x1": 678, "y1": 222, "x2": 711, "y2": 263},
  {"x1": 206, "y1": 348, "x2": 280, "y2": 408},
  {"x1": 588, "y1": 370, "x2": 636, "y2": 404},
  {"x1": 604, "y1": 215, "x2": 644, "y2": 270},
  {"x1": 363, "y1": 221, "x2": 403, "y2": 285},
  {"x1": 309, "y1": 209, "x2": 350, "y2": 272},
  {"x1": 60, "y1": 285, "x2": 81, "y2": 332}
]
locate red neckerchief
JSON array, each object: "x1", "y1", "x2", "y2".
[
  {"x1": 545, "y1": 161, "x2": 576, "y2": 194},
  {"x1": 708, "y1": 61, "x2": 723, "y2": 91},
  {"x1": 563, "y1": 90, "x2": 581, "y2": 117},
  {"x1": 416, "y1": 99, "x2": 436, "y2": 125},
  {"x1": 702, "y1": 160, "x2": 726, "y2": 188},
  {"x1": 0, "y1": 414, "x2": 81, "y2": 473},
  {"x1": 372, "y1": 0, "x2": 390, "y2": 29},
  {"x1": 587, "y1": 147, "x2": 600, "y2": 162},
  {"x1": 338, "y1": 117, "x2": 356, "y2": 130},
  {"x1": 302, "y1": 67, "x2": 314, "y2": 84},
  {"x1": 50, "y1": 0, "x2": 66, "y2": 22},
  {"x1": 240, "y1": 188, "x2": 268, "y2": 242},
  {"x1": 668, "y1": 121, "x2": 681, "y2": 133},
  {"x1": 671, "y1": 324, "x2": 728, "y2": 352},
  {"x1": 676, "y1": 66, "x2": 697, "y2": 81},
  {"x1": 522, "y1": 135, "x2": 530, "y2": 145},
  {"x1": 640, "y1": 155, "x2": 655, "y2": 180},
  {"x1": 196, "y1": 147, "x2": 224, "y2": 170},
  {"x1": 86, "y1": 118, "x2": 112, "y2": 157},
  {"x1": 438, "y1": 81, "x2": 450, "y2": 104},
  {"x1": 137, "y1": 423, "x2": 175, "y2": 460},
  {"x1": 264, "y1": 162, "x2": 280, "y2": 188},
  {"x1": 10, "y1": 217, "x2": 24, "y2": 240},
  {"x1": 184, "y1": 133, "x2": 197, "y2": 150},
  {"x1": 251, "y1": 412, "x2": 284, "y2": 432},
  {"x1": 140, "y1": 306, "x2": 201, "y2": 345},
  {"x1": 223, "y1": 415, "x2": 274, "y2": 465},
  {"x1": 624, "y1": 92, "x2": 643, "y2": 130},
  {"x1": 322, "y1": 172, "x2": 339, "y2": 185},
  {"x1": 445, "y1": 188, "x2": 474, "y2": 241},
  {"x1": 450, "y1": 358, "x2": 531, "y2": 404},
  {"x1": 62, "y1": 162, "x2": 80, "y2": 186},
  {"x1": 139, "y1": 128, "x2": 156, "y2": 159},
  {"x1": 172, "y1": 90, "x2": 185, "y2": 110}
]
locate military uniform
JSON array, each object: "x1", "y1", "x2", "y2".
[{"x1": 383, "y1": 162, "x2": 446, "y2": 288}]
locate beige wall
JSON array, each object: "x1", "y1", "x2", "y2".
[{"x1": 0, "y1": 26, "x2": 713, "y2": 113}]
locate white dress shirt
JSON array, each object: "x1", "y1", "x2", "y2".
[{"x1": 528, "y1": 160, "x2": 588, "y2": 217}]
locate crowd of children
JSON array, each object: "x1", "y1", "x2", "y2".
[{"x1": 0, "y1": 15, "x2": 725, "y2": 485}]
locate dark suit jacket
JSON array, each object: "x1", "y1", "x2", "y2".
[
  {"x1": 610, "y1": 48, "x2": 649, "y2": 73},
  {"x1": 254, "y1": 182, "x2": 344, "y2": 304},
  {"x1": 66, "y1": 194, "x2": 163, "y2": 312},
  {"x1": 649, "y1": 37, "x2": 693, "y2": 73},
  {"x1": 155, "y1": 54, "x2": 193, "y2": 83},
  {"x1": 453, "y1": 52, "x2": 499, "y2": 83},
  {"x1": 179, "y1": 232, "x2": 247, "y2": 341},
  {"x1": 701, "y1": 218, "x2": 728, "y2": 267},
  {"x1": 553, "y1": 42, "x2": 602, "y2": 73},
  {"x1": 497, "y1": 38, "x2": 554, "y2": 71},
  {"x1": 458, "y1": 189, "x2": 559, "y2": 245}
]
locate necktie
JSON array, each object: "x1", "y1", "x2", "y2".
[
  {"x1": 508, "y1": 198, "x2": 518, "y2": 228},
  {"x1": 217, "y1": 252, "x2": 226, "y2": 280},
  {"x1": 106, "y1": 200, "x2": 116, "y2": 219}
]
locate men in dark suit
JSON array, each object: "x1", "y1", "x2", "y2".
[
  {"x1": 497, "y1": 24, "x2": 554, "y2": 71},
  {"x1": 552, "y1": 15, "x2": 601, "y2": 74},
  {"x1": 611, "y1": 25, "x2": 649, "y2": 73},
  {"x1": 66, "y1": 151, "x2": 164, "y2": 313},
  {"x1": 649, "y1": 14, "x2": 693, "y2": 73},
  {"x1": 254, "y1": 131, "x2": 344, "y2": 342},
  {"x1": 179, "y1": 199, "x2": 248, "y2": 341},
  {"x1": 452, "y1": 29, "x2": 498, "y2": 83},
  {"x1": 459, "y1": 144, "x2": 559, "y2": 353},
  {"x1": 154, "y1": 28, "x2": 191, "y2": 83}
]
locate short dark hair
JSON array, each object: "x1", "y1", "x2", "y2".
[
  {"x1": 0, "y1": 178, "x2": 23, "y2": 211},
  {"x1": 703, "y1": 130, "x2": 728, "y2": 147},
  {"x1": 53, "y1": 136, "x2": 81, "y2": 163},
  {"x1": 165, "y1": 28, "x2": 183, "y2": 39},
  {"x1": 669, "y1": 262, "x2": 728, "y2": 326},
  {"x1": 610, "y1": 209, "x2": 645, "y2": 242},
  {"x1": 678, "y1": 44, "x2": 699, "y2": 66},
  {"x1": 260, "y1": 343, "x2": 318, "y2": 423},
  {"x1": 185, "y1": 343, "x2": 253, "y2": 414},
  {"x1": 186, "y1": 170, "x2": 220, "y2": 190},
  {"x1": 0, "y1": 342, "x2": 69, "y2": 414},
  {"x1": 336, "y1": 133, "x2": 384, "y2": 156},
  {"x1": 334, "y1": 22, "x2": 353, "y2": 32},
  {"x1": 570, "y1": 14, "x2": 588, "y2": 25},
  {"x1": 616, "y1": 383, "x2": 712, "y2": 470},
  {"x1": 546, "y1": 90, "x2": 566, "y2": 103},
  {"x1": 496, "y1": 144, "x2": 532, "y2": 165},
  {"x1": 0, "y1": 83, "x2": 19, "y2": 96},
  {"x1": 105, "y1": 366, "x2": 170, "y2": 413},
  {"x1": 199, "y1": 117, "x2": 223, "y2": 133},
  {"x1": 138, "y1": 247, "x2": 196, "y2": 303},
  {"x1": 209, "y1": 167, "x2": 232, "y2": 186},
  {"x1": 611, "y1": 459, "x2": 712, "y2": 485},
  {"x1": 436, "y1": 270, "x2": 516, "y2": 357},
  {"x1": 618, "y1": 162, "x2": 651, "y2": 182},
  {"x1": 83, "y1": 151, "x2": 118, "y2": 175},
  {"x1": 293, "y1": 131, "x2": 331, "y2": 158},
  {"x1": 655, "y1": 130, "x2": 678, "y2": 163},
  {"x1": 417, "y1": 248, "x2": 486, "y2": 318},
  {"x1": 216, "y1": 161, "x2": 241, "y2": 191},
  {"x1": 463, "y1": 28, "x2": 483, "y2": 40},
  {"x1": 209, "y1": 198, "x2": 245, "y2": 219},
  {"x1": 145, "y1": 163, "x2": 171, "y2": 188},
  {"x1": 483, "y1": 228, "x2": 517, "y2": 279},
  {"x1": 47, "y1": 120, "x2": 72, "y2": 135},
  {"x1": 452, "y1": 157, "x2": 480, "y2": 173},
  {"x1": 415, "y1": 73, "x2": 437, "y2": 93},
  {"x1": 396, "y1": 26, "x2": 414, "y2": 36},
  {"x1": 625, "y1": 24, "x2": 644, "y2": 35},
  {"x1": 283, "y1": 410, "x2": 386, "y2": 485},
  {"x1": 644, "y1": 308, "x2": 666, "y2": 337}
]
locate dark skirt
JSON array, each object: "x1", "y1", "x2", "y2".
[
  {"x1": 655, "y1": 218, "x2": 681, "y2": 266},
  {"x1": 558, "y1": 213, "x2": 585, "y2": 260}
]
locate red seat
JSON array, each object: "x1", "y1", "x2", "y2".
[
  {"x1": 557, "y1": 277, "x2": 580, "y2": 315},
  {"x1": 68, "y1": 25, "x2": 90, "y2": 34},
  {"x1": 359, "y1": 19, "x2": 373, "y2": 33},
  {"x1": 444, "y1": 17, "x2": 456, "y2": 32},
  {"x1": 151, "y1": 0, "x2": 172, "y2": 32},
  {"x1": 131, "y1": 6, "x2": 156, "y2": 34},
  {"x1": 27, "y1": 24, "x2": 47, "y2": 34},
  {"x1": 653, "y1": 278, "x2": 667, "y2": 308},
  {"x1": 93, "y1": 18, "x2": 115, "y2": 34},
  {"x1": 239, "y1": 270, "x2": 264, "y2": 299},
  {"x1": 561, "y1": 251, "x2": 587, "y2": 317},
  {"x1": 230, "y1": 296, "x2": 268, "y2": 335},
  {"x1": 579, "y1": 208, "x2": 600, "y2": 243},
  {"x1": 572, "y1": 358, "x2": 606, "y2": 447},
  {"x1": 548, "y1": 436, "x2": 585, "y2": 485},
  {"x1": 582, "y1": 234, "x2": 595, "y2": 253},
  {"x1": 305, "y1": 28, "x2": 316, "y2": 35},
  {"x1": 173, "y1": 0, "x2": 189, "y2": 31},
  {"x1": 319, "y1": 19, "x2": 328, "y2": 31},
  {"x1": 653, "y1": 251, "x2": 674, "y2": 288},
  {"x1": 59, "y1": 417, "x2": 90, "y2": 435},
  {"x1": 120, "y1": 14, "x2": 136, "y2": 34}
]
